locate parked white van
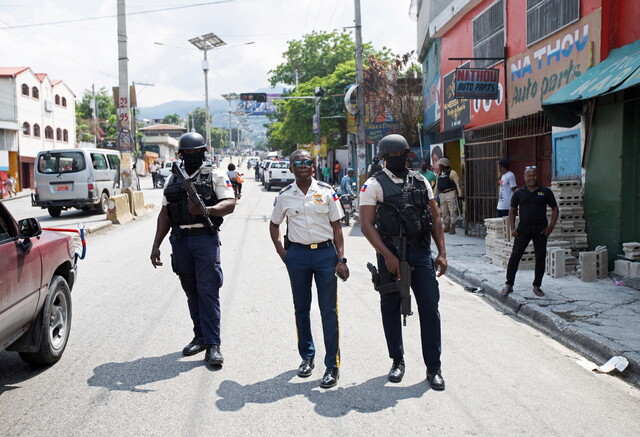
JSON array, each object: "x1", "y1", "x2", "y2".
[{"x1": 32, "y1": 148, "x2": 122, "y2": 217}]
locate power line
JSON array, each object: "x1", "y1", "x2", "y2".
[{"x1": 0, "y1": 0, "x2": 237, "y2": 30}]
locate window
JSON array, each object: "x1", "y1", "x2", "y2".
[
  {"x1": 473, "y1": 0, "x2": 505, "y2": 68},
  {"x1": 55, "y1": 95, "x2": 60, "y2": 105},
  {"x1": 0, "y1": 207, "x2": 15, "y2": 243},
  {"x1": 45, "y1": 126, "x2": 54, "y2": 139},
  {"x1": 63, "y1": 129, "x2": 68, "y2": 142},
  {"x1": 90, "y1": 153, "x2": 108, "y2": 170},
  {"x1": 38, "y1": 151, "x2": 86, "y2": 174},
  {"x1": 33, "y1": 124, "x2": 41, "y2": 137},
  {"x1": 22, "y1": 122, "x2": 30, "y2": 135},
  {"x1": 32, "y1": 87, "x2": 39, "y2": 99},
  {"x1": 56, "y1": 128, "x2": 62, "y2": 141},
  {"x1": 106, "y1": 154, "x2": 120, "y2": 170},
  {"x1": 62, "y1": 97, "x2": 67, "y2": 107},
  {"x1": 527, "y1": 0, "x2": 579, "y2": 45},
  {"x1": 21, "y1": 84, "x2": 29, "y2": 96}
]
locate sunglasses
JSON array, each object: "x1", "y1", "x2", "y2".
[
  {"x1": 292, "y1": 159, "x2": 314, "y2": 168},
  {"x1": 525, "y1": 165, "x2": 537, "y2": 170}
]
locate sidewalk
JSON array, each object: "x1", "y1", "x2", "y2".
[
  {"x1": 0, "y1": 188, "x2": 32, "y2": 203},
  {"x1": 443, "y1": 231, "x2": 640, "y2": 386}
]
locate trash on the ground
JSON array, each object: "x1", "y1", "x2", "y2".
[
  {"x1": 612, "y1": 277, "x2": 625, "y2": 286},
  {"x1": 576, "y1": 356, "x2": 629, "y2": 373},
  {"x1": 464, "y1": 286, "x2": 482, "y2": 293}
]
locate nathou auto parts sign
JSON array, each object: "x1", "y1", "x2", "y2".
[{"x1": 454, "y1": 68, "x2": 500, "y2": 99}]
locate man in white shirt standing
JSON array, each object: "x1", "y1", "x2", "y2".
[
  {"x1": 497, "y1": 158, "x2": 517, "y2": 217},
  {"x1": 269, "y1": 149, "x2": 349, "y2": 389}
]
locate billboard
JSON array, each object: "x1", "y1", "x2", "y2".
[
  {"x1": 454, "y1": 68, "x2": 500, "y2": 99},
  {"x1": 237, "y1": 93, "x2": 280, "y2": 115}
]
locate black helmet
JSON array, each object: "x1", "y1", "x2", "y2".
[
  {"x1": 178, "y1": 132, "x2": 206, "y2": 150},
  {"x1": 378, "y1": 134, "x2": 409, "y2": 157}
]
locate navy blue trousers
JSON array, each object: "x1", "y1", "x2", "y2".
[
  {"x1": 284, "y1": 244, "x2": 340, "y2": 368},
  {"x1": 170, "y1": 233, "x2": 223, "y2": 346},
  {"x1": 377, "y1": 243, "x2": 442, "y2": 372}
]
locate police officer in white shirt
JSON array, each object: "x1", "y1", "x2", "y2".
[
  {"x1": 359, "y1": 134, "x2": 448, "y2": 391},
  {"x1": 269, "y1": 149, "x2": 349, "y2": 389}
]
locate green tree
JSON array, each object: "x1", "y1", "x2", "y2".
[
  {"x1": 211, "y1": 127, "x2": 229, "y2": 150},
  {"x1": 188, "y1": 108, "x2": 207, "y2": 139},
  {"x1": 162, "y1": 113, "x2": 182, "y2": 125},
  {"x1": 75, "y1": 87, "x2": 117, "y2": 142}
]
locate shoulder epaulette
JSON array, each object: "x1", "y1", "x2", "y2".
[
  {"x1": 278, "y1": 184, "x2": 293, "y2": 195},
  {"x1": 317, "y1": 181, "x2": 332, "y2": 189}
]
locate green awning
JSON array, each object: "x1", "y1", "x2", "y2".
[{"x1": 542, "y1": 40, "x2": 640, "y2": 127}]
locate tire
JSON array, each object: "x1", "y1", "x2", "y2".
[
  {"x1": 97, "y1": 191, "x2": 109, "y2": 214},
  {"x1": 265, "y1": 182, "x2": 271, "y2": 191},
  {"x1": 343, "y1": 211, "x2": 350, "y2": 226},
  {"x1": 47, "y1": 207, "x2": 62, "y2": 218},
  {"x1": 19, "y1": 276, "x2": 72, "y2": 365}
]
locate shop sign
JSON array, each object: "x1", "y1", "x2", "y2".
[
  {"x1": 443, "y1": 65, "x2": 470, "y2": 130},
  {"x1": 507, "y1": 9, "x2": 601, "y2": 119},
  {"x1": 424, "y1": 74, "x2": 441, "y2": 128},
  {"x1": 455, "y1": 68, "x2": 500, "y2": 99}
]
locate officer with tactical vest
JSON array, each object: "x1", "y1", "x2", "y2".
[
  {"x1": 150, "y1": 132, "x2": 236, "y2": 367},
  {"x1": 359, "y1": 134, "x2": 448, "y2": 391},
  {"x1": 434, "y1": 157, "x2": 462, "y2": 234}
]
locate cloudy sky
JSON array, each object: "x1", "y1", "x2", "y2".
[{"x1": 0, "y1": 0, "x2": 418, "y2": 107}]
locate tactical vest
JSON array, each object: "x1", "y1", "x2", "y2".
[
  {"x1": 437, "y1": 170, "x2": 457, "y2": 191},
  {"x1": 375, "y1": 171, "x2": 433, "y2": 246},
  {"x1": 164, "y1": 166, "x2": 223, "y2": 233}
]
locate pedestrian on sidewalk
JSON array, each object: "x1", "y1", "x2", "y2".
[
  {"x1": 497, "y1": 159, "x2": 517, "y2": 217},
  {"x1": 359, "y1": 134, "x2": 448, "y2": 391},
  {"x1": 269, "y1": 149, "x2": 348, "y2": 389},
  {"x1": 149, "y1": 161, "x2": 160, "y2": 188},
  {"x1": 333, "y1": 161, "x2": 341, "y2": 184},
  {"x1": 501, "y1": 166, "x2": 558, "y2": 297},
  {"x1": 7, "y1": 174, "x2": 17, "y2": 197},
  {"x1": 434, "y1": 157, "x2": 462, "y2": 234},
  {"x1": 418, "y1": 160, "x2": 437, "y2": 189},
  {"x1": 150, "y1": 132, "x2": 236, "y2": 368},
  {"x1": 322, "y1": 163, "x2": 330, "y2": 182},
  {"x1": 367, "y1": 157, "x2": 383, "y2": 178}
]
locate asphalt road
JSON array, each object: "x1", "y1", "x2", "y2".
[{"x1": 1, "y1": 167, "x2": 639, "y2": 436}]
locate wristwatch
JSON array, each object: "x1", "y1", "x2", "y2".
[{"x1": 337, "y1": 258, "x2": 347, "y2": 264}]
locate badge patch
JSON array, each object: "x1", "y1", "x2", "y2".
[
  {"x1": 313, "y1": 194, "x2": 324, "y2": 204},
  {"x1": 360, "y1": 184, "x2": 368, "y2": 192},
  {"x1": 332, "y1": 192, "x2": 339, "y2": 201},
  {"x1": 225, "y1": 180, "x2": 232, "y2": 188}
]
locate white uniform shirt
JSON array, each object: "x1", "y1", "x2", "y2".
[
  {"x1": 497, "y1": 170, "x2": 517, "y2": 210},
  {"x1": 270, "y1": 178, "x2": 344, "y2": 245},
  {"x1": 359, "y1": 168, "x2": 434, "y2": 206},
  {"x1": 162, "y1": 165, "x2": 235, "y2": 207}
]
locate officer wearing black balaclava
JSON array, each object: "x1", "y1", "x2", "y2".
[
  {"x1": 359, "y1": 134, "x2": 449, "y2": 391},
  {"x1": 150, "y1": 132, "x2": 236, "y2": 368}
]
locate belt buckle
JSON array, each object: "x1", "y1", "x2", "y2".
[{"x1": 310, "y1": 243, "x2": 318, "y2": 249}]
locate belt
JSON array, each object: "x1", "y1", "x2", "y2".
[
  {"x1": 441, "y1": 188, "x2": 455, "y2": 193},
  {"x1": 290, "y1": 240, "x2": 333, "y2": 250},
  {"x1": 179, "y1": 227, "x2": 214, "y2": 236}
]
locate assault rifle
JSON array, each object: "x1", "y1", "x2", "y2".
[
  {"x1": 171, "y1": 161, "x2": 214, "y2": 229},
  {"x1": 395, "y1": 235, "x2": 414, "y2": 326}
]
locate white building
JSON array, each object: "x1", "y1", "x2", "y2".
[{"x1": 0, "y1": 67, "x2": 76, "y2": 190}]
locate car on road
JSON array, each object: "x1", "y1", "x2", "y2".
[
  {"x1": 0, "y1": 201, "x2": 78, "y2": 365},
  {"x1": 32, "y1": 148, "x2": 122, "y2": 217},
  {"x1": 159, "y1": 161, "x2": 177, "y2": 179},
  {"x1": 263, "y1": 160, "x2": 294, "y2": 191}
]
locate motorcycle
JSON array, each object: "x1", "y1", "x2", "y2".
[{"x1": 339, "y1": 194, "x2": 355, "y2": 226}]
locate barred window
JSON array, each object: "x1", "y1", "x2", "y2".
[
  {"x1": 527, "y1": 0, "x2": 580, "y2": 46},
  {"x1": 473, "y1": 0, "x2": 505, "y2": 68}
]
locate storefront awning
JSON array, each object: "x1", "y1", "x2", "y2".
[
  {"x1": 542, "y1": 40, "x2": 640, "y2": 127},
  {"x1": 0, "y1": 120, "x2": 21, "y2": 131}
]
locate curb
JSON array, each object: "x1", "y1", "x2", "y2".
[{"x1": 446, "y1": 262, "x2": 640, "y2": 388}]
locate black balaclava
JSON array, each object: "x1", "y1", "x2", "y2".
[
  {"x1": 385, "y1": 151, "x2": 409, "y2": 178},
  {"x1": 182, "y1": 149, "x2": 206, "y2": 175}
]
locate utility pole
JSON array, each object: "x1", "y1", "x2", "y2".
[
  {"x1": 116, "y1": 0, "x2": 131, "y2": 151},
  {"x1": 354, "y1": 0, "x2": 366, "y2": 189},
  {"x1": 203, "y1": 49, "x2": 211, "y2": 152},
  {"x1": 91, "y1": 84, "x2": 98, "y2": 147}
]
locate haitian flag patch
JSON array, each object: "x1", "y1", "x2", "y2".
[
  {"x1": 332, "y1": 192, "x2": 339, "y2": 201},
  {"x1": 225, "y1": 180, "x2": 232, "y2": 188},
  {"x1": 360, "y1": 184, "x2": 367, "y2": 192}
]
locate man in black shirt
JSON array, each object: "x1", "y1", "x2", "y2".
[{"x1": 501, "y1": 166, "x2": 558, "y2": 297}]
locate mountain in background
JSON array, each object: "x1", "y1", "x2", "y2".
[{"x1": 137, "y1": 87, "x2": 283, "y2": 126}]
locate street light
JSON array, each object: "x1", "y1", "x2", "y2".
[
  {"x1": 188, "y1": 33, "x2": 227, "y2": 153},
  {"x1": 221, "y1": 92, "x2": 238, "y2": 151}
]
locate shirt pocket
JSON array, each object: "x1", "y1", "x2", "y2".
[{"x1": 313, "y1": 202, "x2": 329, "y2": 214}]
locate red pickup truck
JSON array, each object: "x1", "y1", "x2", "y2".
[{"x1": 0, "y1": 201, "x2": 78, "y2": 365}]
